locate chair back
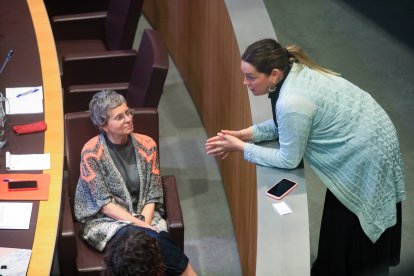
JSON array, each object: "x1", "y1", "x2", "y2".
[
  {"x1": 105, "y1": 0, "x2": 143, "y2": 50},
  {"x1": 126, "y1": 29, "x2": 169, "y2": 108},
  {"x1": 64, "y1": 107, "x2": 159, "y2": 213}
]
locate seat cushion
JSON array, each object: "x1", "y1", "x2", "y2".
[{"x1": 57, "y1": 40, "x2": 107, "y2": 74}]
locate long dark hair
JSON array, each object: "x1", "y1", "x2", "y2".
[{"x1": 242, "y1": 39, "x2": 338, "y2": 75}]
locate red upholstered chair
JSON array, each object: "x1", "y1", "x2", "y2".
[
  {"x1": 58, "y1": 108, "x2": 184, "y2": 275},
  {"x1": 62, "y1": 29, "x2": 169, "y2": 113},
  {"x1": 51, "y1": 0, "x2": 143, "y2": 75}
]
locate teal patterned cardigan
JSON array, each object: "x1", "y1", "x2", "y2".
[{"x1": 244, "y1": 63, "x2": 406, "y2": 243}]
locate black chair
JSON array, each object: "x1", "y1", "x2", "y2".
[
  {"x1": 62, "y1": 29, "x2": 169, "y2": 113},
  {"x1": 51, "y1": 0, "x2": 143, "y2": 75},
  {"x1": 58, "y1": 108, "x2": 184, "y2": 275},
  {"x1": 44, "y1": 0, "x2": 110, "y2": 18}
]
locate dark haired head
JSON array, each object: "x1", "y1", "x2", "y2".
[
  {"x1": 241, "y1": 39, "x2": 291, "y2": 75},
  {"x1": 102, "y1": 230, "x2": 164, "y2": 276},
  {"x1": 242, "y1": 39, "x2": 339, "y2": 76}
]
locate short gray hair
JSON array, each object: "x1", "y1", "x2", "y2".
[{"x1": 89, "y1": 90, "x2": 127, "y2": 128}]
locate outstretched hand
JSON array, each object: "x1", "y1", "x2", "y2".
[{"x1": 205, "y1": 131, "x2": 245, "y2": 160}]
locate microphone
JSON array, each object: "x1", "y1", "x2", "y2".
[{"x1": 0, "y1": 49, "x2": 14, "y2": 76}]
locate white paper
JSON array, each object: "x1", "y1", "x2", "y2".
[
  {"x1": 5, "y1": 151, "x2": 51, "y2": 171},
  {"x1": 0, "y1": 247, "x2": 32, "y2": 275},
  {"x1": 272, "y1": 201, "x2": 293, "y2": 215},
  {"x1": 0, "y1": 202, "x2": 33, "y2": 229},
  {"x1": 5, "y1": 86, "x2": 44, "y2": 114}
]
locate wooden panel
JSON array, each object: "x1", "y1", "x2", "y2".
[
  {"x1": 144, "y1": 1, "x2": 257, "y2": 275},
  {"x1": 27, "y1": 0, "x2": 64, "y2": 275}
]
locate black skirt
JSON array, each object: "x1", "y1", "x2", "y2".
[{"x1": 311, "y1": 189, "x2": 402, "y2": 276}]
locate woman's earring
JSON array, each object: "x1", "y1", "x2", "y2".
[{"x1": 268, "y1": 82, "x2": 276, "y2": 92}]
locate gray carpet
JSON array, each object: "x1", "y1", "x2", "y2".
[
  {"x1": 157, "y1": 60, "x2": 242, "y2": 276},
  {"x1": 135, "y1": 18, "x2": 242, "y2": 276}
]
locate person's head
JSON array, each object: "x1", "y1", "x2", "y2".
[
  {"x1": 102, "y1": 231, "x2": 164, "y2": 276},
  {"x1": 241, "y1": 39, "x2": 290, "y2": 96},
  {"x1": 241, "y1": 39, "x2": 338, "y2": 96},
  {"x1": 89, "y1": 90, "x2": 134, "y2": 144}
]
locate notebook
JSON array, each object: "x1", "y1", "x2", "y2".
[
  {"x1": 0, "y1": 174, "x2": 50, "y2": 200},
  {"x1": 5, "y1": 152, "x2": 50, "y2": 171}
]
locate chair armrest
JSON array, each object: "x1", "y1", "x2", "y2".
[
  {"x1": 52, "y1": 11, "x2": 106, "y2": 41},
  {"x1": 61, "y1": 194, "x2": 75, "y2": 239},
  {"x1": 58, "y1": 188, "x2": 77, "y2": 275},
  {"x1": 62, "y1": 50, "x2": 136, "y2": 87},
  {"x1": 162, "y1": 175, "x2": 184, "y2": 250}
]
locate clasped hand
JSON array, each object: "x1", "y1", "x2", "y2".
[{"x1": 205, "y1": 129, "x2": 248, "y2": 160}]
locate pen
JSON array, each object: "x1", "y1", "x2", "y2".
[
  {"x1": 16, "y1": 88, "x2": 39, "y2": 98},
  {"x1": 0, "y1": 49, "x2": 14, "y2": 76}
]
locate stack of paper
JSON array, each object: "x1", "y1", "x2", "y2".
[
  {"x1": 0, "y1": 202, "x2": 33, "y2": 229},
  {"x1": 5, "y1": 86, "x2": 43, "y2": 114}
]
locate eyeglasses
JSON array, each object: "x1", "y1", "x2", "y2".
[{"x1": 110, "y1": 108, "x2": 135, "y2": 123}]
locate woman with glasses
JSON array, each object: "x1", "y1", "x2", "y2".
[{"x1": 74, "y1": 90, "x2": 196, "y2": 276}]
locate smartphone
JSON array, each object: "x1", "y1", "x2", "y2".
[
  {"x1": 266, "y1": 178, "x2": 297, "y2": 200},
  {"x1": 8, "y1": 180, "x2": 38, "y2": 191}
]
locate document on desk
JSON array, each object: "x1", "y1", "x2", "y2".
[
  {"x1": 272, "y1": 201, "x2": 293, "y2": 215},
  {"x1": 5, "y1": 86, "x2": 43, "y2": 114},
  {"x1": 0, "y1": 202, "x2": 33, "y2": 229},
  {"x1": 5, "y1": 151, "x2": 51, "y2": 171},
  {"x1": 0, "y1": 247, "x2": 32, "y2": 275}
]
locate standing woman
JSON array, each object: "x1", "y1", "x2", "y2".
[
  {"x1": 75, "y1": 90, "x2": 196, "y2": 276},
  {"x1": 206, "y1": 39, "x2": 405, "y2": 275}
]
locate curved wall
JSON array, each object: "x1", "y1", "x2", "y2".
[{"x1": 143, "y1": 1, "x2": 257, "y2": 274}]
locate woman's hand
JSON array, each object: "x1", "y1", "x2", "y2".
[
  {"x1": 221, "y1": 127, "x2": 253, "y2": 142},
  {"x1": 205, "y1": 134, "x2": 230, "y2": 159},
  {"x1": 101, "y1": 202, "x2": 155, "y2": 230},
  {"x1": 141, "y1": 203, "x2": 155, "y2": 225},
  {"x1": 205, "y1": 132, "x2": 246, "y2": 160},
  {"x1": 205, "y1": 127, "x2": 252, "y2": 159}
]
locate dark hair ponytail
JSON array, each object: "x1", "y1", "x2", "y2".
[{"x1": 242, "y1": 39, "x2": 338, "y2": 76}]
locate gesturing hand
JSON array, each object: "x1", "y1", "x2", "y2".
[{"x1": 205, "y1": 132, "x2": 245, "y2": 160}]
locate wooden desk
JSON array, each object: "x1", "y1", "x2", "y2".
[
  {"x1": 0, "y1": 0, "x2": 63, "y2": 274},
  {"x1": 28, "y1": 1, "x2": 63, "y2": 275}
]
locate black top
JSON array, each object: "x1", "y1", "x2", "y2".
[
  {"x1": 105, "y1": 135, "x2": 141, "y2": 205},
  {"x1": 268, "y1": 63, "x2": 292, "y2": 128}
]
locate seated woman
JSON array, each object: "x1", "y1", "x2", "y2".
[{"x1": 74, "y1": 90, "x2": 196, "y2": 276}]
